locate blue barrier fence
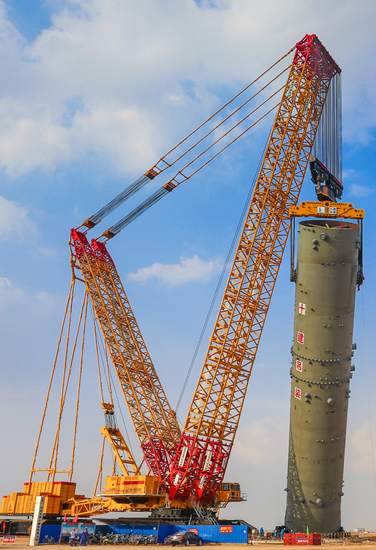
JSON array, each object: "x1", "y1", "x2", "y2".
[
  {"x1": 158, "y1": 524, "x2": 248, "y2": 543},
  {"x1": 39, "y1": 522, "x2": 248, "y2": 544},
  {"x1": 39, "y1": 523, "x2": 62, "y2": 543}
]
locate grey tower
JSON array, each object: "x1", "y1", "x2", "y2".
[{"x1": 285, "y1": 219, "x2": 360, "y2": 533}]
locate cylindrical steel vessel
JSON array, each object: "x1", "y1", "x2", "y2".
[{"x1": 285, "y1": 219, "x2": 360, "y2": 533}]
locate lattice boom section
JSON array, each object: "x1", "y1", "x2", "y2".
[
  {"x1": 169, "y1": 35, "x2": 339, "y2": 501},
  {"x1": 70, "y1": 230, "x2": 180, "y2": 480}
]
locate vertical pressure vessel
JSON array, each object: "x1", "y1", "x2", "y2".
[{"x1": 285, "y1": 219, "x2": 360, "y2": 533}]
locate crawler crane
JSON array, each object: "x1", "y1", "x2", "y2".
[{"x1": 1, "y1": 34, "x2": 349, "y2": 523}]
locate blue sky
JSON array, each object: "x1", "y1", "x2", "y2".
[{"x1": 1, "y1": 0, "x2": 376, "y2": 531}]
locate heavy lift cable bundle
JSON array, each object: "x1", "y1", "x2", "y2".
[
  {"x1": 3, "y1": 35, "x2": 362, "y2": 522},
  {"x1": 78, "y1": 48, "x2": 294, "y2": 237},
  {"x1": 29, "y1": 286, "x2": 89, "y2": 485}
]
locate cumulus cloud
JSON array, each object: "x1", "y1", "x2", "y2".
[
  {"x1": 0, "y1": 278, "x2": 57, "y2": 310},
  {"x1": 234, "y1": 415, "x2": 288, "y2": 466},
  {"x1": 0, "y1": 277, "x2": 24, "y2": 305},
  {"x1": 0, "y1": 0, "x2": 376, "y2": 176},
  {"x1": 349, "y1": 183, "x2": 374, "y2": 198},
  {"x1": 36, "y1": 291, "x2": 57, "y2": 308},
  {"x1": 347, "y1": 422, "x2": 375, "y2": 472},
  {"x1": 0, "y1": 195, "x2": 36, "y2": 242},
  {"x1": 128, "y1": 254, "x2": 222, "y2": 285}
]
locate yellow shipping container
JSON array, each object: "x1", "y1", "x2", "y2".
[
  {"x1": 53, "y1": 481, "x2": 76, "y2": 499},
  {"x1": 30, "y1": 482, "x2": 39, "y2": 494},
  {"x1": 22, "y1": 494, "x2": 34, "y2": 515},
  {"x1": 0, "y1": 496, "x2": 9, "y2": 514},
  {"x1": 43, "y1": 495, "x2": 60, "y2": 515},
  {"x1": 7, "y1": 492, "x2": 23, "y2": 514},
  {"x1": 15, "y1": 495, "x2": 25, "y2": 514}
]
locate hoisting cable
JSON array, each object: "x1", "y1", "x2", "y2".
[
  {"x1": 93, "y1": 435, "x2": 106, "y2": 496},
  {"x1": 93, "y1": 307, "x2": 107, "y2": 407},
  {"x1": 69, "y1": 292, "x2": 89, "y2": 481},
  {"x1": 92, "y1": 307, "x2": 114, "y2": 403},
  {"x1": 151, "y1": 50, "x2": 293, "y2": 175},
  {"x1": 174, "y1": 129, "x2": 270, "y2": 414},
  {"x1": 92, "y1": 304, "x2": 114, "y2": 409},
  {"x1": 91, "y1": 306, "x2": 136, "y2": 458},
  {"x1": 29, "y1": 281, "x2": 75, "y2": 483},
  {"x1": 98, "y1": 96, "x2": 281, "y2": 241},
  {"x1": 47, "y1": 279, "x2": 76, "y2": 481},
  {"x1": 361, "y1": 288, "x2": 376, "y2": 495},
  {"x1": 48, "y1": 289, "x2": 88, "y2": 482},
  {"x1": 108, "y1": 367, "x2": 136, "y2": 458},
  {"x1": 78, "y1": 49, "x2": 293, "y2": 233}
]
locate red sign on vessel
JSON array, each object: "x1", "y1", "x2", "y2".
[
  {"x1": 294, "y1": 387, "x2": 302, "y2": 400},
  {"x1": 296, "y1": 359, "x2": 303, "y2": 372},
  {"x1": 297, "y1": 331, "x2": 304, "y2": 344}
]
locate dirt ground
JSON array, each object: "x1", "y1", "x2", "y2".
[{"x1": 4, "y1": 539, "x2": 376, "y2": 550}]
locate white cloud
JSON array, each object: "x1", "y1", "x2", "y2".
[
  {"x1": 0, "y1": 277, "x2": 24, "y2": 305},
  {"x1": 38, "y1": 247, "x2": 57, "y2": 257},
  {"x1": 234, "y1": 415, "x2": 288, "y2": 466},
  {"x1": 0, "y1": 278, "x2": 58, "y2": 310},
  {"x1": 349, "y1": 183, "x2": 374, "y2": 198},
  {"x1": 36, "y1": 291, "x2": 57, "y2": 308},
  {"x1": 347, "y1": 422, "x2": 376, "y2": 472},
  {"x1": 0, "y1": 1, "x2": 376, "y2": 176},
  {"x1": 128, "y1": 254, "x2": 222, "y2": 285},
  {"x1": 0, "y1": 195, "x2": 36, "y2": 242}
]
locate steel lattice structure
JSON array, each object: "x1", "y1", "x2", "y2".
[
  {"x1": 168, "y1": 34, "x2": 341, "y2": 501},
  {"x1": 2, "y1": 33, "x2": 347, "y2": 523},
  {"x1": 70, "y1": 230, "x2": 181, "y2": 480},
  {"x1": 71, "y1": 34, "x2": 340, "y2": 504}
]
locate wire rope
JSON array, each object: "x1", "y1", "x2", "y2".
[
  {"x1": 80, "y1": 49, "x2": 293, "y2": 231},
  {"x1": 174, "y1": 130, "x2": 270, "y2": 413},
  {"x1": 89, "y1": 301, "x2": 136, "y2": 459}
]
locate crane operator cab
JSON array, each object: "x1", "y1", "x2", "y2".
[
  {"x1": 217, "y1": 483, "x2": 245, "y2": 504},
  {"x1": 309, "y1": 155, "x2": 343, "y2": 202}
]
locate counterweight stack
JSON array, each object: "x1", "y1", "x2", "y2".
[{"x1": 285, "y1": 219, "x2": 360, "y2": 532}]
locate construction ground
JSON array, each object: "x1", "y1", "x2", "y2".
[
  {"x1": 3, "y1": 543, "x2": 376, "y2": 549},
  {"x1": 4, "y1": 536, "x2": 376, "y2": 549}
]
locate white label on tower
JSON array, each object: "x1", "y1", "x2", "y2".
[
  {"x1": 198, "y1": 476, "x2": 206, "y2": 490},
  {"x1": 203, "y1": 451, "x2": 213, "y2": 471},
  {"x1": 178, "y1": 447, "x2": 188, "y2": 467}
]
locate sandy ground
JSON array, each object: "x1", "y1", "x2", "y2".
[{"x1": 3, "y1": 540, "x2": 376, "y2": 550}]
